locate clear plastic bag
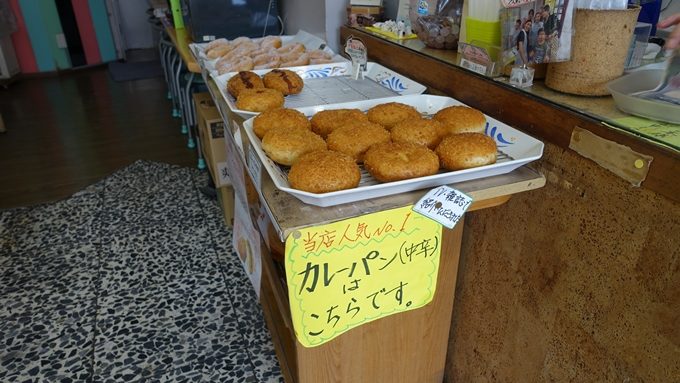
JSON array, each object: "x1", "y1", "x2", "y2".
[{"x1": 412, "y1": 0, "x2": 464, "y2": 49}]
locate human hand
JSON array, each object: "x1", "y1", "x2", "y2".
[{"x1": 658, "y1": 14, "x2": 680, "y2": 50}]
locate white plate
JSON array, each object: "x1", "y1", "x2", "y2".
[
  {"x1": 213, "y1": 62, "x2": 427, "y2": 119},
  {"x1": 242, "y1": 95, "x2": 545, "y2": 207}
]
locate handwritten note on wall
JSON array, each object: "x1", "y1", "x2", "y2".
[{"x1": 285, "y1": 206, "x2": 442, "y2": 348}]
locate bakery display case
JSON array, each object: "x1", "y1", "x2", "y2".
[
  {"x1": 192, "y1": 36, "x2": 545, "y2": 381},
  {"x1": 162, "y1": 15, "x2": 678, "y2": 381}
]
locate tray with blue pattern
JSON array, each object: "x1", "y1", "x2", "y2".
[
  {"x1": 212, "y1": 62, "x2": 427, "y2": 119},
  {"x1": 240, "y1": 95, "x2": 544, "y2": 207}
]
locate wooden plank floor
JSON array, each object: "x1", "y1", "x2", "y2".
[{"x1": 0, "y1": 65, "x2": 196, "y2": 209}]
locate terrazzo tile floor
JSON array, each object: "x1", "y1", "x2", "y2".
[{"x1": 0, "y1": 161, "x2": 284, "y2": 383}]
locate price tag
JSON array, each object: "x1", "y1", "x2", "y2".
[
  {"x1": 344, "y1": 36, "x2": 367, "y2": 80},
  {"x1": 216, "y1": 161, "x2": 231, "y2": 187},
  {"x1": 460, "y1": 58, "x2": 488, "y2": 76},
  {"x1": 246, "y1": 145, "x2": 262, "y2": 188},
  {"x1": 413, "y1": 186, "x2": 473, "y2": 229}
]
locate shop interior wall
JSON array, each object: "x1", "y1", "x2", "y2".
[
  {"x1": 280, "y1": 0, "x2": 325, "y2": 47},
  {"x1": 324, "y1": 0, "x2": 345, "y2": 54},
  {"x1": 445, "y1": 142, "x2": 679, "y2": 382}
]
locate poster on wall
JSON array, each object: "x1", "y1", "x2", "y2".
[{"x1": 500, "y1": 0, "x2": 574, "y2": 66}]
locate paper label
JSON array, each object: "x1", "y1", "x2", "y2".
[
  {"x1": 285, "y1": 206, "x2": 442, "y2": 348},
  {"x1": 216, "y1": 161, "x2": 231, "y2": 187},
  {"x1": 224, "y1": 133, "x2": 247, "y2": 203},
  {"x1": 246, "y1": 145, "x2": 262, "y2": 188},
  {"x1": 413, "y1": 186, "x2": 473, "y2": 229},
  {"x1": 460, "y1": 58, "x2": 488, "y2": 76},
  {"x1": 417, "y1": 0, "x2": 430, "y2": 15}
]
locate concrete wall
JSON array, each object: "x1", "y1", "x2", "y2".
[{"x1": 445, "y1": 142, "x2": 679, "y2": 382}]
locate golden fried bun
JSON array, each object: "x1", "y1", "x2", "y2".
[
  {"x1": 236, "y1": 88, "x2": 284, "y2": 113},
  {"x1": 263, "y1": 69, "x2": 304, "y2": 95},
  {"x1": 436, "y1": 133, "x2": 497, "y2": 170},
  {"x1": 390, "y1": 117, "x2": 444, "y2": 149},
  {"x1": 364, "y1": 142, "x2": 439, "y2": 182},
  {"x1": 261, "y1": 127, "x2": 326, "y2": 166},
  {"x1": 310, "y1": 109, "x2": 368, "y2": 138},
  {"x1": 433, "y1": 106, "x2": 487, "y2": 135},
  {"x1": 253, "y1": 108, "x2": 311, "y2": 139},
  {"x1": 288, "y1": 150, "x2": 361, "y2": 193},
  {"x1": 227, "y1": 71, "x2": 264, "y2": 98},
  {"x1": 366, "y1": 102, "x2": 421, "y2": 130},
  {"x1": 326, "y1": 122, "x2": 390, "y2": 163}
]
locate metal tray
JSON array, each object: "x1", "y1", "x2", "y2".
[
  {"x1": 241, "y1": 95, "x2": 544, "y2": 207},
  {"x1": 607, "y1": 69, "x2": 680, "y2": 124},
  {"x1": 212, "y1": 62, "x2": 427, "y2": 119}
]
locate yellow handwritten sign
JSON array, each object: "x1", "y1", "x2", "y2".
[{"x1": 285, "y1": 205, "x2": 442, "y2": 348}]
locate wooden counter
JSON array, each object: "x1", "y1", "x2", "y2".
[
  {"x1": 202, "y1": 71, "x2": 546, "y2": 382},
  {"x1": 338, "y1": 26, "x2": 680, "y2": 383},
  {"x1": 205, "y1": 79, "x2": 544, "y2": 242}
]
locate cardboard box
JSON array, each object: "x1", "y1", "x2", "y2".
[
  {"x1": 347, "y1": 6, "x2": 384, "y2": 27},
  {"x1": 350, "y1": 0, "x2": 382, "y2": 6},
  {"x1": 194, "y1": 92, "x2": 230, "y2": 187}
]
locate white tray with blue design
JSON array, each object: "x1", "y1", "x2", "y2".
[
  {"x1": 241, "y1": 95, "x2": 544, "y2": 207},
  {"x1": 212, "y1": 61, "x2": 427, "y2": 119},
  {"x1": 189, "y1": 30, "x2": 342, "y2": 70}
]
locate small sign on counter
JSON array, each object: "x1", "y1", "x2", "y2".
[
  {"x1": 344, "y1": 36, "x2": 367, "y2": 80},
  {"x1": 413, "y1": 186, "x2": 473, "y2": 229},
  {"x1": 285, "y1": 206, "x2": 442, "y2": 348}
]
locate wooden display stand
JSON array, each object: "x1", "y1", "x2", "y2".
[{"x1": 202, "y1": 76, "x2": 545, "y2": 382}]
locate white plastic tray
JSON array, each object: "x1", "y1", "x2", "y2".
[
  {"x1": 189, "y1": 30, "x2": 346, "y2": 74},
  {"x1": 242, "y1": 95, "x2": 545, "y2": 207},
  {"x1": 212, "y1": 62, "x2": 427, "y2": 119}
]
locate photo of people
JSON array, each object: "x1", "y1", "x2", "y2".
[{"x1": 501, "y1": 0, "x2": 573, "y2": 65}]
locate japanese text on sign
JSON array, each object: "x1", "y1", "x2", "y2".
[
  {"x1": 413, "y1": 186, "x2": 473, "y2": 229},
  {"x1": 285, "y1": 206, "x2": 442, "y2": 348}
]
